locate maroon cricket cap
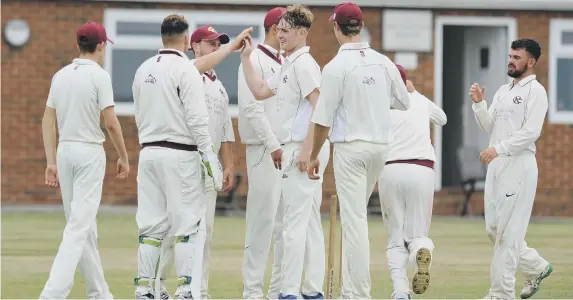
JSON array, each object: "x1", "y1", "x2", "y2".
[
  {"x1": 264, "y1": 7, "x2": 287, "y2": 28},
  {"x1": 190, "y1": 25, "x2": 230, "y2": 45},
  {"x1": 329, "y1": 2, "x2": 363, "y2": 26},
  {"x1": 76, "y1": 22, "x2": 113, "y2": 45},
  {"x1": 395, "y1": 64, "x2": 407, "y2": 85}
]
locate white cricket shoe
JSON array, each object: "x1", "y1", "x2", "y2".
[
  {"x1": 160, "y1": 286, "x2": 172, "y2": 300},
  {"x1": 412, "y1": 248, "x2": 431, "y2": 294},
  {"x1": 520, "y1": 263, "x2": 553, "y2": 299}
]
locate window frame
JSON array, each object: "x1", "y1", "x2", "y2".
[
  {"x1": 103, "y1": 8, "x2": 267, "y2": 117},
  {"x1": 549, "y1": 18, "x2": 573, "y2": 124}
]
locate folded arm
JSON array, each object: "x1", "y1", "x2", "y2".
[{"x1": 494, "y1": 88, "x2": 548, "y2": 156}]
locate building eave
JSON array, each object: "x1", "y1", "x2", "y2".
[{"x1": 90, "y1": 0, "x2": 573, "y2": 11}]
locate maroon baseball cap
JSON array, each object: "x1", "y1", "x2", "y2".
[
  {"x1": 264, "y1": 7, "x2": 287, "y2": 28},
  {"x1": 329, "y1": 2, "x2": 363, "y2": 26},
  {"x1": 395, "y1": 64, "x2": 407, "y2": 85},
  {"x1": 190, "y1": 25, "x2": 230, "y2": 45},
  {"x1": 76, "y1": 22, "x2": 113, "y2": 45}
]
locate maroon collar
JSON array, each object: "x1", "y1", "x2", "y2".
[
  {"x1": 204, "y1": 72, "x2": 217, "y2": 82},
  {"x1": 257, "y1": 44, "x2": 282, "y2": 65},
  {"x1": 158, "y1": 50, "x2": 183, "y2": 57}
]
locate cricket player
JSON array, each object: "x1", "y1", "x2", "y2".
[
  {"x1": 40, "y1": 22, "x2": 129, "y2": 299},
  {"x1": 131, "y1": 15, "x2": 224, "y2": 300},
  {"x1": 469, "y1": 38, "x2": 553, "y2": 300},
  {"x1": 306, "y1": 2, "x2": 410, "y2": 299},
  {"x1": 153, "y1": 24, "x2": 253, "y2": 300},
  {"x1": 237, "y1": 7, "x2": 289, "y2": 300},
  {"x1": 240, "y1": 5, "x2": 330, "y2": 299},
  {"x1": 378, "y1": 65, "x2": 447, "y2": 299}
]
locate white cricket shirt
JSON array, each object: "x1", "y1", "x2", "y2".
[
  {"x1": 266, "y1": 46, "x2": 322, "y2": 144},
  {"x1": 132, "y1": 49, "x2": 212, "y2": 153},
  {"x1": 473, "y1": 74, "x2": 548, "y2": 156},
  {"x1": 311, "y1": 42, "x2": 410, "y2": 144},
  {"x1": 386, "y1": 91, "x2": 447, "y2": 162},
  {"x1": 46, "y1": 58, "x2": 114, "y2": 144},
  {"x1": 238, "y1": 44, "x2": 283, "y2": 151},
  {"x1": 190, "y1": 59, "x2": 235, "y2": 154}
]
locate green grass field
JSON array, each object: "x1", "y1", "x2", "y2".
[{"x1": 2, "y1": 211, "x2": 572, "y2": 299}]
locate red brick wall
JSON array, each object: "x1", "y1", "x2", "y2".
[{"x1": 2, "y1": 1, "x2": 572, "y2": 215}]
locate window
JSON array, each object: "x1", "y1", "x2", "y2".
[
  {"x1": 103, "y1": 8, "x2": 267, "y2": 116},
  {"x1": 549, "y1": 19, "x2": 573, "y2": 124}
]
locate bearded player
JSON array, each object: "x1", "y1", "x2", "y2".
[{"x1": 469, "y1": 38, "x2": 553, "y2": 300}]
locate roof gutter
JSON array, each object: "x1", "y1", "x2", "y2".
[{"x1": 90, "y1": 0, "x2": 573, "y2": 11}]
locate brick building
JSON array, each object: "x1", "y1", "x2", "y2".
[{"x1": 2, "y1": 0, "x2": 572, "y2": 216}]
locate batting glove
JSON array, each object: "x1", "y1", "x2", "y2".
[{"x1": 200, "y1": 149, "x2": 223, "y2": 191}]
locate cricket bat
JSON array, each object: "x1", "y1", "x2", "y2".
[{"x1": 326, "y1": 194, "x2": 338, "y2": 299}]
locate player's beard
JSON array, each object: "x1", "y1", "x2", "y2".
[{"x1": 507, "y1": 63, "x2": 528, "y2": 78}]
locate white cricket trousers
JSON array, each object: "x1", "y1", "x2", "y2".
[
  {"x1": 484, "y1": 153, "x2": 549, "y2": 299},
  {"x1": 279, "y1": 141, "x2": 330, "y2": 298},
  {"x1": 378, "y1": 163, "x2": 435, "y2": 296},
  {"x1": 242, "y1": 144, "x2": 283, "y2": 300},
  {"x1": 40, "y1": 141, "x2": 112, "y2": 300},
  {"x1": 333, "y1": 141, "x2": 387, "y2": 300},
  {"x1": 135, "y1": 146, "x2": 206, "y2": 296}
]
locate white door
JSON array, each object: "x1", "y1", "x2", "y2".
[{"x1": 463, "y1": 26, "x2": 509, "y2": 151}]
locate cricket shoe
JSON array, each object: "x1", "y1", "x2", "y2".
[
  {"x1": 174, "y1": 284, "x2": 194, "y2": 300},
  {"x1": 412, "y1": 248, "x2": 431, "y2": 294},
  {"x1": 301, "y1": 292, "x2": 324, "y2": 299},
  {"x1": 520, "y1": 263, "x2": 553, "y2": 299},
  {"x1": 136, "y1": 291, "x2": 156, "y2": 300},
  {"x1": 277, "y1": 294, "x2": 297, "y2": 299},
  {"x1": 160, "y1": 288, "x2": 172, "y2": 300}
]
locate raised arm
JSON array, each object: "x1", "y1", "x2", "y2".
[
  {"x1": 471, "y1": 85, "x2": 498, "y2": 134},
  {"x1": 180, "y1": 63, "x2": 213, "y2": 153},
  {"x1": 494, "y1": 87, "x2": 548, "y2": 156},
  {"x1": 239, "y1": 36, "x2": 275, "y2": 100},
  {"x1": 420, "y1": 92, "x2": 447, "y2": 126},
  {"x1": 193, "y1": 27, "x2": 253, "y2": 73},
  {"x1": 238, "y1": 57, "x2": 281, "y2": 152}
]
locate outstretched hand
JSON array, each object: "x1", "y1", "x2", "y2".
[
  {"x1": 240, "y1": 35, "x2": 254, "y2": 59},
  {"x1": 230, "y1": 27, "x2": 254, "y2": 51}
]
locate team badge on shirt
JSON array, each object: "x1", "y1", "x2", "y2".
[
  {"x1": 145, "y1": 74, "x2": 156, "y2": 84},
  {"x1": 513, "y1": 96, "x2": 522, "y2": 104}
]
